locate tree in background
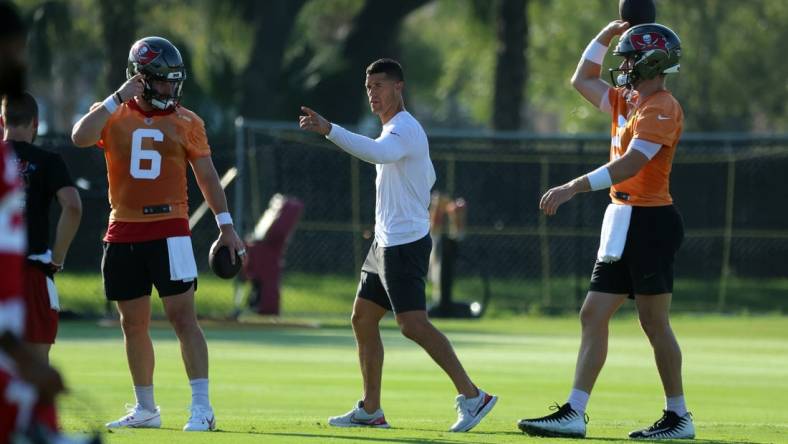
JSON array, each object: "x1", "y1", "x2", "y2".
[
  {"x1": 306, "y1": 0, "x2": 431, "y2": 124},
  {"x1": 13, "y1": 0, "x2": 788, "y2": 134},
  {"x1": 400, "y1": 0, "x2": 496, "y2": 127},
  {"x1": 98, "y1": 0, "x2": 136, "y2": 94},
  {"x1": 492, "y1": 0, "x2": 528, "y2": 130},
  {"x1": 661, "y1": 0, "x2": 788, "y2": 132},
  {"x1": 238, "y1": 0, "x2": 308, "y2": 120}
]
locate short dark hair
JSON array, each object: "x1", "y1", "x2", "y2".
[
  {"x1": 366, "y1": 58, "x2": 404, "y2": 82},
  {"x1": 2, "y1": 92, "x2": 38, "y2": 127}
]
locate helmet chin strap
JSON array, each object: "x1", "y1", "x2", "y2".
[
  {"x1": 141, "y1": 78, "x2": 178, "y2": 110},
  {"x1": 150, "y1": 97, "x2": 175, "y2": 110}
]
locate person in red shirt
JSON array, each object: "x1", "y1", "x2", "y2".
[
  {"x1": 0, "y1": 3, "x2": 68, "y2": 443},
  {"x1": 72, "y1": 36, "x2": 244, "y2": 432},
  {"x1": 518, "y1": 22, "x2": 694, "y2": 440}
]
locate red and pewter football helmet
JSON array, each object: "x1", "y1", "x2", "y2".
[
  {"x1": 610, "y1": 23, "x2": 681, "y2": 88},
  {"x1": 126, "y1": 36, "x2": 186, "y2": 110}
]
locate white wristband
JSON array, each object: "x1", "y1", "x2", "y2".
[
  {"x1": 586, "y1": 166, "x2": 613, "y2": 191},
  {"x1": 102, "y1": 94, "x2": 119, "y2": 114},
  {"x1": 215, "y1": 212, "x2": 233, "y2": 227},
  {"x1": 583, "y1": 40, "x2": 608, "y2": 65}
]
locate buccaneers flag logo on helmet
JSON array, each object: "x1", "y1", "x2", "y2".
[
  {"x1": 630, "y1": 32, "x2": 668, "y2": 52},
  {"x1": 132, "y1": 41, "x2": 161, "y2": 66}
]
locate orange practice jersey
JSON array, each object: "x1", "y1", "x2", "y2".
[
  {"x1": 98, "y1": 101, "x2": 210, "y2": 223},
  {"x1": 607, "y1": 87, "x2": 683, "y2": 206}
]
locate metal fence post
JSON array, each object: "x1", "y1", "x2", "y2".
[
  {"x1": 718, "y1": 145, "x2": 736, "y2": 311},
  {"x1": 234, "y1": 117, "x2": 246, "y2": 236},
  {"x1": 574, "y1": 139, "x2": 586, "y2": 308},
  {"x1": 232, "y1": 117, "x2": 247, "y2": 315},
  {"x1": 247, "y1": 131, "x2": 261, "y2": 223},
  {"x1": 446, "y1": 153, "x2": 456, "y2": 197},
  {"x1": 539, "y1": 156, "x2": 551, "y2": 308},
  {"x1": 351, "y1": 157, "x2": 362, "y2": 274}
]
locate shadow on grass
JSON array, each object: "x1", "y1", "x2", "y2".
[
  {"x1": 55, "y1": 321, "x2": 513, "y2": 349},
  {"x1": 197, "y1": 428, "x2": 771, "y2": 444},
  {"x1": 215, "y1": 430, "x2": 469, "y2": 444},
  {"x1": 56, "y1": 321, "x2": 355, "y2": 346}
]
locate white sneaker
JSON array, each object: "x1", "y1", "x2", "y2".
[
  {"x1": 449, "y1": 389, "x2": 498, "y2": 432},
  {"x1": 183, "y1": 405, "x2": 216, "y2": 432},
  {"x1": 517, "y1": 402, "x2": 587, "y2": 438},
  {"x1": 328, "y1": 400, "x2": 390, "y2": 428},
  {"x1": 105, "y1": 404, "x2": 161, "y2": 429}
]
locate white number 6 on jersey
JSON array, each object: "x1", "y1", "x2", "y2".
[{"x1": 130, "y1": 128, "x2": 163, "y2": 179}]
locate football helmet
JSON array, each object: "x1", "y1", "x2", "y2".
[
  {"x1": 126, "y1": 36, "x2": 186, "y2": 110},
  {"x1": 609, "y1": 23, "x2": 681, "y2": 88}
]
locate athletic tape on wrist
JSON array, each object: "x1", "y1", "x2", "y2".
[
  {"x1": 215, "y1": 212, "x2": 233, "y2": 227},
  {"x1": 102, "y1": 94, "x2": 119, "y2": 114},
  {"x1": 586, "y1": 166, "x2": 613, "y2": 191},
  {"x1": 583, "y1": 40, "x2": 608, "y2": 65}
]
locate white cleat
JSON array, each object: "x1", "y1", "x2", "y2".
[
  {"x1": 183, "y1": 405, "x2": 217, "y2": 432},
  {"x1": 449, "y1": 388, "x2": 498, "y2": 432},
  {"x1": 328, "y1": 400, "x2": 391, "y2": 428},
  {"x1": 517, "y1": 402, "x2": 587, "y2": 438},
  {"x1": 105, "y1": 404, "x2": 161, "y2": 429}
]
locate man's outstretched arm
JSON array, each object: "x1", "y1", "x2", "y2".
[{"x1": 299, "y1": 106, "x2": 409, "y2": 164}]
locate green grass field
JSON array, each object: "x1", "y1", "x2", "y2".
[
  {"x1": 54, "y1": 272, "x2": 788, "y2": 319},
  {"x1": 55, "y1": 315, "x2": 788, "y2": 443}
]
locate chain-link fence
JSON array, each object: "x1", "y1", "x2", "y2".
[
  {"x1": 234, "y1": 121, "x2": 788, "y2": 314},
  {"x1": 39, "y1": 125, "x2": 788, "y2": 318}
]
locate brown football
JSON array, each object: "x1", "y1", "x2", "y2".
[{"x1": 209, "y1": 245, "x2": 241, "y2": 279}]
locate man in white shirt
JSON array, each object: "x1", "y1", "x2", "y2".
[{"x1": 299, "y1": 58, "x2": 496, "y2": 432}]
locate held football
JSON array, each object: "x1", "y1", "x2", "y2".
[
  {"x1": 619, "y1": 0, "x2": 656, "y2": 26},
  {"x1": 209, "y1": 244, "x2": 241, "y2": 279}
]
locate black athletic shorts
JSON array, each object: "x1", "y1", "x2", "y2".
[
  {"x1": 589, "y1": 205, "x2": 684, "y2": 298},
  {"x1": 102, "y1": 239, "x2": 197, "y2": 301},
  {"x1": 356, "y1": 234, "x2": 432, "y2": 313}
]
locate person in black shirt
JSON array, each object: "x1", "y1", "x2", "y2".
[{"x1": 2, "y1": 92, "x2": 81, "y2": 362}]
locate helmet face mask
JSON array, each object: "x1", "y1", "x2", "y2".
[
  {"x1": 126, "y1": 37, "x2": 186, "y2": 110},
  {"x1": 609, "y1": 24, "x2": 681, "y2": 89},
  {"x1": 138, "y1": 76, "x2": 183, "y2": 111},
  {"x1": 610, "y1": 57, "x2": 637, "y2": 88}
]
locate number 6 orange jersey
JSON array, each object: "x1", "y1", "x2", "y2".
[{"x1": 97, "y1": 100, "x2": 210, "y2": 240}]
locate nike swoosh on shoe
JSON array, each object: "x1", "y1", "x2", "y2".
[
  {"x1": 473, "y1": 394, "x2": 494, "y2": 416},
  {"x1": 642, "y1": 428, "x2": 670, "y2": 437}
]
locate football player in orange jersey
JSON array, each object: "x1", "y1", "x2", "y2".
[
  {"x1": 518, "y1": 23, "x2": 694, "y2": 440},
  {"x1": 71, "y1": 36, "x2": 244, "y2": 432}
]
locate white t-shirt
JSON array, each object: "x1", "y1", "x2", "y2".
[{"x1": 326, "y1": 111, "x2": 435, "y2": 247}]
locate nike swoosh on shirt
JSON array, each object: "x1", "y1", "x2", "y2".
[
  {"x1": 656, "y1": 115, "x2": 671, "y2": 120},
  {"x1": 389, "y1": 131, "x2": 400, "y2": 136}
]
